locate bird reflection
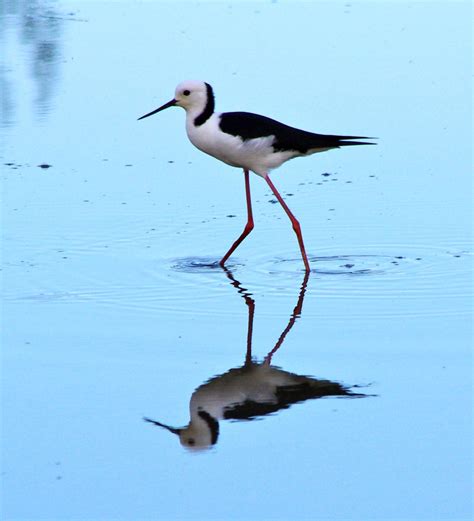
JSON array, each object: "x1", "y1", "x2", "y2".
[{"x1": 145, "y1": 270, "x2": 366, "y2": 450}]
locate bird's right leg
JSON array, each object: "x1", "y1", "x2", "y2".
[{"x1": 219, "y1": 169, "x2": 254, "y2": 266}]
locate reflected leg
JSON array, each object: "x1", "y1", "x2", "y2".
[{"x1": 264, "y1": 270, "x2": 310, "y2": 365}]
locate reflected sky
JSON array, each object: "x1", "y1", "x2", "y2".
[{"x1": 0, "y1": 0, "x2": 67, "y2": 125}]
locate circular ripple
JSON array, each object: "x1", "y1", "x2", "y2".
[
  {"x1": 5, "y1": 241, "x2": 471, "y2": 320},
  {"x1": 172, "y1": 257, "x2": 224, "y2": 272},
  {"x1": 157, "y1": 243, "x2": 472, "y2": 319}
]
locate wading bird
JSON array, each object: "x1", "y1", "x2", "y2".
[{"x1": 139, "y1": 81, "x2": 374, "y2": 271}]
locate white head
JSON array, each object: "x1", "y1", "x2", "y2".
[
  {"x1": 144, "y1": 412, "x2": 219, "y2": 451},
  {"x1": 138, "y1": 80, "x2": 214, "y2": 120}
]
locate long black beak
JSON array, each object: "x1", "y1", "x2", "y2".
[
  {"x1": 143, "y1": 417, "x2": 181, "y2": 435},
  {"x1": 138, "y1": 99, "x2": 177, "y2": 121}
]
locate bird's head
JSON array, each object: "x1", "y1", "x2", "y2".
[
  {"x1": 138, "y1": 80, "x2": 214, "y2": 120},
  {"x1": 144, "y1": 410, "x2": 219, "y2": 451}
]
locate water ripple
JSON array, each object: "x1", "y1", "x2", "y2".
[{"x1": 4, "y1": 240, "x2": 471, "y2": 320}]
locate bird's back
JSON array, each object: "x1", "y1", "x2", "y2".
[{"x1": 219, "y1": 111, "x2": 373, "y2": 154}]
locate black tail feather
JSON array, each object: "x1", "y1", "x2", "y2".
[
  {"x1": 337, "y1": 139, "x2": 377, "y2": 147},
  {"x1": 323, "y1": 135, "x2": 377, "y2": 147}
]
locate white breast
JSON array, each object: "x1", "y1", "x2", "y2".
[{"x1": 185, "y1": 113, "x2": 296, "y2": 177}]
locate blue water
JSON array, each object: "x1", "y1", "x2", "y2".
[{"x1": 1, "y1": 1, "x2": 472, "y2": 520}]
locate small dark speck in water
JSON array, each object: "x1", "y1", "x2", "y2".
[
  {"x1": 38, "y1": 163, "x2": 52, "y2": 169},
  {"x1": 322, "y1": 173, "x2": 331, "y2": 177},
  {"x1": 56, "y1": 476, "x2": 62, "y2": 480},
  {"x1": 453, "y1": 255, "x2": 461, "y2": 258},
  {"x1": 342, "y1": 264, "x2": 354, "y2": 268},
  {"x1": 168, "y1": 160, "x2": 174, "y2": 163},
  {"x1": 329, "y1": 208, "x2": 335, "y2": 211},
  {"x1": 285, "y1": 193, "x2": 294, "y2": 196},
  {"x1": 125, "y1": 164, "x2": 133, "y2": 167},
  {"x1": 4, "y1": 162, "x2": 14, "y2": 166},
  {"x1": 395, "y1": 256, "x2": 405, "y2": 259},
  {"x1": 268, "y1": 199, "x2": 278, "y2": 204},
  {"x1": 416, "y1": 257, "x2": 422, "y2": 260},
  {"x1": 226, "y1": 214, "x2": 236, "y2": 218},
  {"x1": 346, "y1": 181, "x2": 352, "y2": 183}
]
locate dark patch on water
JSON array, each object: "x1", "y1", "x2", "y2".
[
  {"x1": 172, "y1": 257, "x2": 247, "y2": 273},
  {"x1": 172, "y1": 257, "x2": 222, "y2": 272},
  {"x1": 275, "y1": 254, "x2": 407, "y2": 276}
]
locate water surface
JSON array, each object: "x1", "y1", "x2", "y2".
[{"x1": 2, "y1": 1, "x2": 472, "y2": 520}]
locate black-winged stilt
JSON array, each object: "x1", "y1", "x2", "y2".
[{"x1": 138, "y1": 80, "x2": 374, "y2": 271}]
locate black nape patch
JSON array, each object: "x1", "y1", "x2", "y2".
[
  {"x1": 197, "y1": 410, "x2": 219, "y2": 445},
  {"x1": 194, "y1": 83, "x2": 215, "y2": 126},
  {"x1": 219, "y1": 112, "x2": 374, "y2": 153}
]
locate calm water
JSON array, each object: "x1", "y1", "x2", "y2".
[{"x1": 1, "y1": 1, "x2": 472, "y2": 520}]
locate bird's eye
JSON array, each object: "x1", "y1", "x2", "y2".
[{"x1": 183, "y1": 90, "x2": 191, "y2": 96}]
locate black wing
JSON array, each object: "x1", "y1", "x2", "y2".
[
  {"x1": 219, "y1": 111, "x2": 375, "y2": 153},
  {"x1": 223, "y1": 380, "x2": 364, "y2": 421}
]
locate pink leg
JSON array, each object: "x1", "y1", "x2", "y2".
[
  {"x1": 264, "y1": 270, "x2": 309, "y2": 365},
  {"x1": 265, "y1": 174, "x2": 311, "y2": 272},
  {"x1": 220, "y1": 169, "x2": 254, "y2": 266},
  {"x1": 222, "y1": 266, "x2": 255, "y2": 365}
]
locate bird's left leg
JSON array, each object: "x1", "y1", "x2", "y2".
[
  {"x1": 220, "y1": 169, "x2": 254, "y2": 266},
  {"x1": 265, "y1": 174, "x2": 311, "y2": 272}
]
